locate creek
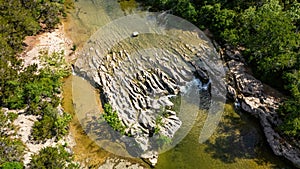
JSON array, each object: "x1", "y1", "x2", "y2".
[{"x1": 62, "y1": 0, "x2": 292, "y2": 168}]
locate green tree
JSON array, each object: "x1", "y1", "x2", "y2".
[
  {"x1": 172, "y1": 0, "x2": 197, "y2": 22},
  {"x1": 198, "y1": 3, "x2": 237, "y2": 40},
  {"x1": 279, "y1": 70, "x2": 300, "y2": 137},
  {"x1": 236, "y1": 0, "x2": 299, "y2": 76},
  {"x1": 0, "y1": 137, "x2": 25, "y2": 166},
  {"x1": 0, "y1": 111, "x2": 24, "y2": 167}
]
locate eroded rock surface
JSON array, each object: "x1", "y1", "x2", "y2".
[
  {"x1": 74, "y1": 13, "x2": 225, "y2": 164},
  {"x1": 223, "y1": 47, "x2": 300, "y2": 168},
  {"x1": 80, "y1": 48, "x2": 201, "y2": 160},
  {"x1": 74, "y1": 36, "x2": 224, "y2": 165}
]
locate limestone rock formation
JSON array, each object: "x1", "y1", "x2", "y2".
[
  {"x1": 73, "y1": 21, "x2": 225, "y2": 164},
  {"x1": 223, "y1": 47, "x2": 300, "y2": 168}
]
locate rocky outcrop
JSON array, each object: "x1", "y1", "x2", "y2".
[
  {"x1": 223, "y1": 47, "x2": 300, "y2": 168},
  {"x1": 141, "y1": 151, "x2": 158, "y2": 167},
  {"x1": 73, "y1": 18, "x2": 225, "y2": 164},
  {"x1": 96, "y1": 51, "x2": 184, "y2": 142},
  {"x1": 74, "y1": 46, "x2": 210, "y2": 164}
]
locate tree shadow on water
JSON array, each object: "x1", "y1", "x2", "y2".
[
  {"x1": 203, "y1": 113, "x2": 288, "y2": 168},
  {"x1": 203, "y1": 114, "x2": 256, "y2": 162}
]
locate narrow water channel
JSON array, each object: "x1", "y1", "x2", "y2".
[{"x1": 62, "y1": 0, "x2": 293, "y2": 168}]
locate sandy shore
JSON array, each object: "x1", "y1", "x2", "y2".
[{"x1": 21, "y1": 23, "x2": 76, "y2": 68}]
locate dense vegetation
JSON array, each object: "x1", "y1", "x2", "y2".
[
  {"x1": 138, "y1": 0, "x2": 300, "y2": 138},
  {"x1": 0, "y1": 0, "x2": 67, "y2": 109},
  {"x1": 29, "y1": 145, "x2": 78, "y2": 169},
  {"x1": 0, "y1": 0, "x2": 74, "y2": 167}
]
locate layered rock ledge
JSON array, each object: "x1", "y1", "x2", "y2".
[
  {"x1": 74, "y1": 46, "x2": 208, "y2": 165},
  {"x1": 73, "y1": 29, "x2": 227, "y2": 166},
  {"x1": 222, "y1": 46, "x2": 300, "y2": 168}
]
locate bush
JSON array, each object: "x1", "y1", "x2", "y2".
[
  {"x1": 102, "y1": 103, "x2": 126, "y2": 134},
  {"x1": 0, "y1": 111, "x2": 25, "y2": 166},
  {"x1": 1, "y1": 161, "x2": 23, "y2": 169},
  {"x1": 279, "y1": 98, "x2": 300, "y2": 138},
  {"x1": 29, "y1": 145, "x2": 78, "y2": 169},
  {"x1": 32, "y1": 105, "x2": 72, "y2": 141},
  {"x1": 0, "y1": 137, "x2": 25, "y2": 166}
]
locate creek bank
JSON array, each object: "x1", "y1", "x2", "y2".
[
  {"x1": 222, "y1": 45, "x2": 300, "y2": 168},
  {"x1": 8, "y1": 24, "x2": 77, "y2": 168}
]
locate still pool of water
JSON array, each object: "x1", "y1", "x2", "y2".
[
  {"x1": 155, "y1": 104, "x2": 290, "y2": 169},
  {"x1": 62, "y1": 0, "x2": 293, "y2": 168}
]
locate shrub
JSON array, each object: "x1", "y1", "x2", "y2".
[
  {"x1": 0, "y1": 137, "x2": 25, "y2": 166},
  {"x1": 32, "y1": 105, "x2": 72, "y2": 141},
  {"x1": 102, "y1": 103, "x2": 126, "y2": 134},
  {"x1": 1, "y1": 161, "x2": 23, "y2": 169},
  {"x1": 29, "y1": 145, "x2": 79, "y2": 169}
]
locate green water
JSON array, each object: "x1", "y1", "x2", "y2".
[
  {"x1": 63, "y1": 0, "x2": 293, "y2": 168},
  {"x1": 155, "y1": 104, "x2": 290, "y2": 169},
  {"x1": 64, "y1": 0, "x2": 137, "y2": 48}
]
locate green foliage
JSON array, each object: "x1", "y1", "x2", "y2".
[
  {"x1": 236, "y1": 0, "x2": 299, "y2": 76},
  {"x1": 284, "y1": 70, "x2": 300, "y2": 99},
  {"x1": 0, "y1": 0, "x2": 72, "y2": 167},
  {"x1": 279, "y1": 99, "x2": 300, "y2": 137},
  {"x1": 0, "y1": 110, "x2": 16, "y2": 137},
  {"x1": 154, "y1": 115, "x2": 163, "y2": 134},
  {"x1": 7, "y1": 112, "x2": 18, "y2": 122},
  {"x1": 0, "y1": 0, "x2": 65, "y2": 53},
  {"x1": 32, "y1": 105, "x2": 72, "y2": 141},
  {"x1": 0, "y1": 110, "x2": 25, "y2": 167},
  {"x1": 172, "y1": 0, "x2": 197, "y2": 22},
  {"x1": 102, "y1": 103, "x2": 126, "y2": 134},
  {"x1": 0, "y1": 0, "x2": 69, "y2": 112},
  {"x1": 29, "y1": 145, "x2": 79, "y2": 169},
  {"x1": 1, "y1": 161, "x2": 23, "y2": 169},
  {"x1": 279, "y1": 70, "x2": 300, "y2": 137},
  {"x1": 39, "y1": 50, "x2": 71, "y2": 77},
  {"x1": 0, "y1": 50, "x2": 70, "y2": 113},
  {"x1": 198, "y1": 3, "x2": 237, "y2": 40},
  {"x1": 0, "y1": 137, "x2": 25, "y2": 166}
]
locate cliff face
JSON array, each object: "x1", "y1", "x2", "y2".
[{"x1": 222, "y1": 46, "x2": 300, "y2": 168}]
